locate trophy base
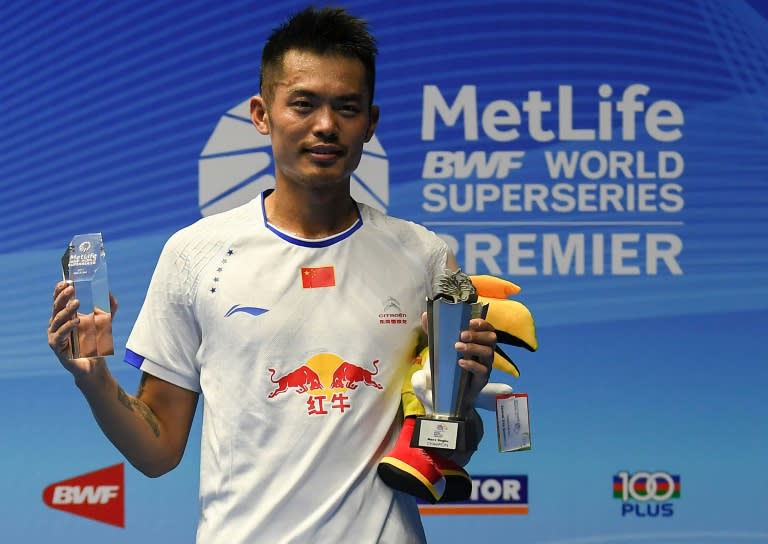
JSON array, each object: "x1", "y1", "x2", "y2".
[{"x1": 411, "y1": 416, "x2": 466, "y2": 451}]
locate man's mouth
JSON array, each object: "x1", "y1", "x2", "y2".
[{"x1": 306, "y1": 145, "x2": 343, "y2": 161}]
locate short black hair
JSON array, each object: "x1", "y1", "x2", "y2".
[{"x1": 260, "y1": 6, "x2": 378, "y2": 106}]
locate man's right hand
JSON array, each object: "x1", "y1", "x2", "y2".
[{"x1": 47, "y1": 281, "x2": 118, "y2": 378}]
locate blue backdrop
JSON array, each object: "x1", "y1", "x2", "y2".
[{"x1": 2, "y1": 1, "x2": 767, "y2": 542}]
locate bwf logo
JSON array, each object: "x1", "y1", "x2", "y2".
[
  {"x1": 42, "y1": 463, "x2": 125, "y2": 528},
  {"x1": 198, "y1": 99, "x2": 389, "y2": 217},
  {"x1": 614, "y1": 470, "x2": 680, "y2": 518}
]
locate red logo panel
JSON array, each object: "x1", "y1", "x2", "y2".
[{"x1": 42, "y1": 463, "x2": 125, "y2": 528}]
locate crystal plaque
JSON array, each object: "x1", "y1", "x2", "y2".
[{"x1": 61, "y1": 233, "x2": 114, "y2": 358}]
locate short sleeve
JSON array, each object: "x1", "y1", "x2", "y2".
[
  {"x1": 124, "y1": 229, "x2": 207, "y2": 392},
  {"x1": 423, "y1": 230, "x2": 450, "y2": 299}
]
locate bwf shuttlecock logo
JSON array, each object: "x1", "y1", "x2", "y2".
[{"x1": 199, "y1": 99, "x2": 389, "y2": 217}]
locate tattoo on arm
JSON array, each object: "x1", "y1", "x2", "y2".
[
  {"x1": 117, "y1": 383, "x2": 161, "y2": 438},
  {"x1": 117, "y1": 386, "x2": 131, "y2": 409},
  {"x1": 137, "y1": 373, "x2": 149, "y2": 397}
]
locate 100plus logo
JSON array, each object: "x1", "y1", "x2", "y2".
[{"x1": 613, "y1": 470, "x2": 680, "y2": 518}]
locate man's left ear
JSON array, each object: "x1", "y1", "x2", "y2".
[
  {"x1": 250, "y1": 95, "x2": 270, "y2": 135},
  {"x1": 365, "y1": 105, "x2": 380, "y2": 142}
]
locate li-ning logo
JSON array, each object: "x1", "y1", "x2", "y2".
[
  {"x1": 42, "y1": 463, "x2": 125, "y2": 528},
  {"x1": 198, "y1": 99, "x2": 389, "y2": 217},
  {"x1": 379, "y1": 297, "x2": 408, "y2": 325}
]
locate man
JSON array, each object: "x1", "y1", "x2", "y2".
[{"x1": 48, "y1": 7, "x2": 496, "y2": 543}]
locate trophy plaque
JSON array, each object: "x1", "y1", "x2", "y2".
[
  {"x1": 61, "y1": 233, "x2": 114, "y2": 358},
  {"x1": 412, "y1": 270, "x2": 488, "y2": 451}
]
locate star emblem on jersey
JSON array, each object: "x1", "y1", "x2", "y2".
[{"x1": 209, "y1": 247, "x2": 236, "y2": 294}]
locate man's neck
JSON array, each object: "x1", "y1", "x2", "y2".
[{"x1": 264, "y1": 186, "x2": 359, "y2": 239}]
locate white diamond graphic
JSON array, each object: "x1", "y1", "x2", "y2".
[{"x1": 199, "y1": 99, "x2": 388, "y2": 217}]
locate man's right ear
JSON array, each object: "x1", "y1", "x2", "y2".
[{"x1": 250, "y1": 95, "x2": 270, "y2": 135}]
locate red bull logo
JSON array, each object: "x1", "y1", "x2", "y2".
[
  {"x1": 268, "y1": 353, "x2": 383, "y2": 415},
  {"x1": 330, "y1": 360, "x2": 382, "y2": 390},
  {"x1": 267, "y1": 366, "x2": 322, "y2": 398}
]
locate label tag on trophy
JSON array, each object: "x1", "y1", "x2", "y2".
[
  {"x1": 61, "y1": 233, "x2": 114, "y2": 358},
  {"x1": 411, "y1": 270, "x2": 488, "y2": 451}
]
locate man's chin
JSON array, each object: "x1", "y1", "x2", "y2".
[{"x1": 299, "y1": 169, "x2": 352, "y2": 188}]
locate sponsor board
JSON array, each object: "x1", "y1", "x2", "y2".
[{"x1": 419, "y1": 475, "x2": 528, "y2": 515}]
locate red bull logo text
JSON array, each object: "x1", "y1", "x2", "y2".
[{"x1": 268, "y1": 353, "x2": 382, "y2": 415}]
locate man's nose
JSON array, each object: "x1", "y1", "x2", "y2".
[{"x1": 313, "y1": 106, "x2": 338, "y2": 138}]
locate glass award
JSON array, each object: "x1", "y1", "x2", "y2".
[{"x1": 61, "y1": 233, "x2": 114, "y2": 358}]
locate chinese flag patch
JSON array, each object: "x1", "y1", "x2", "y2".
[{"x1": 301, "y1": 266, "x2": 336, "y2": 288}]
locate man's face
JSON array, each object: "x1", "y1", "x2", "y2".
[{"x1": 251, "y1": 50, "x2": 379, "y2": 191}]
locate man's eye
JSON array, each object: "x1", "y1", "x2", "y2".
[
  {"x1": 339, "y1": 104, "x2": 361, "y2": 114},
  {"x1": 292, "y1": 101, "x2": 312, "y2": 109}
]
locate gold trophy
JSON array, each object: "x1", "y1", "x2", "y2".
[{"x1": 61, "y1": 233, "x2": 114, "y2": 358}]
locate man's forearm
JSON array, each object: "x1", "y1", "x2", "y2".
[{"x1": 74, "y1": 361, "x2": 178, "y2": 477}]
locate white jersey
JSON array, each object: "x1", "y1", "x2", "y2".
[{"x1": 125, "y1": 192, "x2": 448, "y2": 544}]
